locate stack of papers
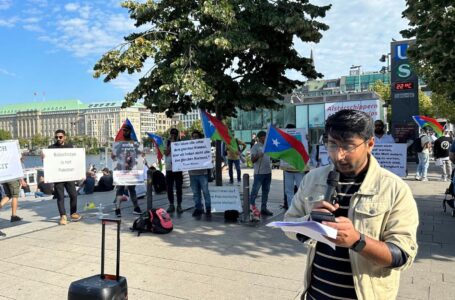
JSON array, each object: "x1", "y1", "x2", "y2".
[{"x1": 267, "y1": 221, "x2": 338, "y2": 249}]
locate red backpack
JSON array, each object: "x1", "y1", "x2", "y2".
[{"x1": 131, "y1": 208, "x2": 173, "y2": 236}]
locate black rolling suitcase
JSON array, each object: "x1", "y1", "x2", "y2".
[{"x1": 68, "y1": 218, "x2": 128, "y2": 300}]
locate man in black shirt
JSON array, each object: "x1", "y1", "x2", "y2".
[
  {"x1": 433, "y1": 130, "x2": 453, "y2": 181},
  {"x1": 47, "y1": 129, "x2": 81, "y2": 225},
  {"x1": 94, "y1": 168, "x2": 114, "y2": 192},
  {"x1": 149, "y1": 166, "x2": 166, "y2": 194},
  {"x1": 35, "y1": 176, "x2": 54, "y2": 197}
]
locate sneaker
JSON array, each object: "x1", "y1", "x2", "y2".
[
  {"x1": 133, "y1": 207, "x2": 142, "y2": 215},
  {"x1": 261, "y1": 209, "x2": 274, "y2": 216},
  {"x1": 206, "y1": 210, "x2": 212, "y2": 218},
  {"x1": 167, "y1": 204, "x2": 175, "y2": 213},
  {"x1": 10, "y1": 215, "x2": 22, "y2": 222},
  {"x1": 415, "y1": 176, "x2": 421, "y2": 181},
  {"x1": 59, "y1": 215, "x2": 68, "y2": 225},
  {"x1": 421, "y1": 177, "x2": 429, "y2": 182},
  {"x1": 177, "y1": 204, "x2": 183, "y2": 214},
  {"x1": 70, "y1": 213, "x2": 82, "y2": 222},
  {"x1": 115, "y1": 209, "x2": 122, "y2": 218},
  {"x1": 0, "y1": 230, "x2": 5, "y2": 237},
  {"x1": 192, "y1": 209, "x2": 203, "y2": 217},
  {"x1": 250, "y1": 205, "x2": 260, "y2": 222}
]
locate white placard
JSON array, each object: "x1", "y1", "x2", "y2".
[
  {"x1": 372, "y1": 143, "x2": 407, "y2": 177},
  {"x1": 0, "y1": 140, "x2": 24, "y2": 183},
  {"x1": 209, "y1": 186, "x2": 242, "y2": 213},
  {"x1": 171, "y1": 138, "x2": 213, "y2": 172},
  {"x1": 317, "y1": 145, "x2": 331, "y2": 167},
  {"x1": 43, "y1": 148, "x2": 86, "y2": 183},
  {"x1": 112, "y1": 141, "x2": 144, "y2": 185},
  {"x1": 325, "y1": 100, "x2": 381, "y2": 120},
  {"x1": 279, "y1": 128, "x2": 309, "y2": 171}
]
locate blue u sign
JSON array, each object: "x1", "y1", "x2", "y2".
[{"x1": 394, "y1": 44, "x2": 408, "y2": 60}]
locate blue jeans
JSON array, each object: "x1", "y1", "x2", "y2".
[
  {"x1": 416, "y1": 152, "x2": 429, "y2": 179},
  {"x1": 228, "y1": 159, "x2": 241, "y2": 183},
  {"x1": 249, "y1": 173, "x2": 272, "y2": 210},
  {"x1": 190, "y1": 175, "x2": 211, "y2": 211},
  {"x1": 284, "y1": 171, "x2": 305, "y2": 207}
]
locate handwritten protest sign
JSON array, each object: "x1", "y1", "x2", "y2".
[
  {"x1": 372, "y1": 143, "x2": 407, "y2": 177},
  {"x1": 112, "y1": 141, "x2": 144, "y2": 185},
  {"x1": 0, "y1": 140, "x2": 24, "y2": 183},
  {"x1": 209, "y1": 186, "x2": 243, "y2": 213},
  {"x1": 43, "y1": 148, "x2": 86, "y2": 183},
  {"x1": 171, "y1": 138, "x2": 213, "y2": 172}
]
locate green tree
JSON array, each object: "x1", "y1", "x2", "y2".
[
  {"x1": 401, "y1": 1, "x2": 455, "y2": 100},
  {"x1": 431, "y1": 93, "x2": 455, "y2": 121},
  {"x1": 93, "y1": 0, "x2": 331, "y2": 118},
  {"x1": 18, "y1": 138, "x2": 29, "y2": 149},
  {"x1": 0, "y1": 129, "x2": 12, "y2": 141},
  {"x1": 188, "y1": 120, "x2": 203, "y2": 134},
  {"x1": 31, "y1": 134, "x2": 49, "y2": 149}
]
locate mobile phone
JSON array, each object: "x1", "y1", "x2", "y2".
[{"x1": 310, "y1": 211, "x2": 336, "y2": 223}]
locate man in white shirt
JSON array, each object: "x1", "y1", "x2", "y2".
[{"x1": 374, "y1": 120, "x2": 395, "y2": 144}]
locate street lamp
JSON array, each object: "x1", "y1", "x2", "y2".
[
  {"x1": 350, "y1": 65, "x2": 362, "y2": 92},
  {"x1": 379, "y1": 53, "x2": 391, "y2": 84}
]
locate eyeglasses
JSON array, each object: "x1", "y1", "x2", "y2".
[
  {"x1": 326, "y1": 140, "x2": 367, "y2": 154},
  {"x1": 54, "y1": 135, "x2": 64, "y2": 140}
]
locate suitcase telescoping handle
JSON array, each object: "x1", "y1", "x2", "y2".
[{"x1": 101, "y1": 218, "x2": 121, "y2": 281}]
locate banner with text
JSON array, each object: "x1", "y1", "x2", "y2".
[
  {"x1": 171, "y1": 138, "x2": 213, "y2": 172},
  {"x1": 209, "y1": 186, "x2": 242, "y2": 213},
  {"x1": 372, "y1": 143, "x2": 407, "y2": 177},
  {"x1": 112, "y1": 141, "x2": 144, "y2": 185},
  {"x1": 43, "y1": 148, "x2": 86, "y2": 183},
  {"x1": 325, "y1": 100, "x2": 381, "y2": 120},
  {"x1": 0, "y1": 140, "x2": 24, "y2": 184}
]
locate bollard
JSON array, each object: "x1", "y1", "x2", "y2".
[
  {"x1": 146, "y1": 168, "x2": 153, "y2": 210},
  {"x1": 242, "y1": 173, "x2": 250, "y2": 222}
]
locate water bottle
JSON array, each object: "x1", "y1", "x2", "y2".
[{"x1": 97, "y1": 203, "x2": 104, "y2": 219}]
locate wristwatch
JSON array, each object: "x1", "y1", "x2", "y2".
[{"x1": 351, "y1": 233, "x2": 366, "y2": 252}]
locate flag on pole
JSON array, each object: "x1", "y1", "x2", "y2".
[
  {"x1": 147, "y1": 132, "x2": 165, "y2": 170},
  {"x1": 200, "y1": 110, "x2": 232, "y2": 145},
  {"x1": 263, "y1": 124, "x2": 310, "y2": 172},
  {"x1": 412, "y1": 115, "x2": 444, "y2": 137},
  {"x1": 114, "y1": 118, "x2": 138, "y2": 142}
]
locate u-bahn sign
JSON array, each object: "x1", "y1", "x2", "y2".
[{"x1": 391, "y1": 39, "x2": 419, "y2": 139}]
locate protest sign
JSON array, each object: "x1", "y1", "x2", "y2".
[
  {"x1": 43, "y1": 148, "x2": 86, "y2": 183},
  {"x1": 112, "y1": 141, "x2": 144, "y2": 185},
  {"x1": 372, "y1": 143, "x2": 407, "y2": 177},
  {"x1": 171, "y1": 138, "x2": 213, "y2": 172},
  {"x1": 317, "y1": 145, "x2": 331, "y2": 167},
  {"x1": 0, "y1": 140, "x2": 24, "y2": 183},
  {"x1": 209, "y1": 186, "x2": 242, "y2": 213},
  {"x1": 279, "y1": 128, "x2": 309, "y2": 171}
]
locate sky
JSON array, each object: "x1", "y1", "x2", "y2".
[{"x1": 0, "y1": 0, "x2": 410, "y2": 106}]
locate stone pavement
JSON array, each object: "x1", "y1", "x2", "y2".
[{"x1": 0, "y1": 163, "x2": 454, "y2": 299}]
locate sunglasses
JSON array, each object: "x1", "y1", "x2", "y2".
[{"x1": 54, "y1": 135, "x2": 64, "y2": 140}]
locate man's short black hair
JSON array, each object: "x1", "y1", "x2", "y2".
[
  {"x1": 191, "y1": 130, "x2": 203, "y2": 138},
  {"x1": 170, "y1": 128, "x2": 179, "y2": 135},
  {"x1": 257, "y1": 131, "x2": 266, "y2": 138},
  {"x1": 374, "y1": 120, "x2": 385, "y2": 126},
  {"x1": 325, "y1": 109, "x2": 373, "y2": 141},
  {"x1": 55, "y1": 129, "x2": 66, "y2": 135}
]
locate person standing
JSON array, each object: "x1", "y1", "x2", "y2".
[
  {"x1": 226, "y1": 135, "x2": 246, "y2": 184},
  {"x1": 433, "y1": 130, "x2": 453, "y2": 181},
  {"x1": 0, "y1": 179, "x2": 23, "y2": 223},
  {"x1": 165, "y1": 128, "x2": 183, "y2": 213},
  {"x1": 48, "y1": 129, "x2": 81, "y2": 225},
  {"x1": 249, "y1": 131, "x2": 273, "y2": 217},
  {"x1": 189, "y1": 130, "x2": 212, "y2": 217},
  {"x1": 416, "y1": 130, "x2": 432, "y2": 181},
  {"x1": 284, "y1": 109, "x2": 418, "y2": 300},
  {"x1": 374, "y1": 119, "x2": 395, "y2": 144}
]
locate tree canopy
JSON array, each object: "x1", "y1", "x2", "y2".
[
  {"x1": 401, "y1": 1, "x2": 455, "y2": 101},
  {"x1": 0, "y1": 129, "x2": 12, "y2": 141},
  {"x1": 94, "y1": 0, "x2": 331, "y2": 118}
]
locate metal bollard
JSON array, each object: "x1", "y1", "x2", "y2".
[
  {"x1": 242, "y1": 173, "x2": 250, "y2": 222},
  {"x1": 146, "y1": 168, "x2": 153, "y2": 210}
]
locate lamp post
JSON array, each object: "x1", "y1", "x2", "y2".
[
  {"x1": 379, "y1": 53, "x2": 391, "y2": 84},
  {"x1": 350, "y1": 65, "x2": 362, "y2": 92}
]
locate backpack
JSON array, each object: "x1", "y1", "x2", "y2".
[{"x1": 131, "y1": 208, "x2": 173, "y2": 236}]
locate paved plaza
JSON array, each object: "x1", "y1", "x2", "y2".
[{"x1": 0, "y1": 163, "x2": 454, "y2": 299}]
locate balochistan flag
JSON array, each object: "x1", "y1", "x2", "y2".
[
  {"x1": 263, "y1": 124, "x2": 310, "y2": 172},
  {"x1": 147, "y1": 132, "x2": 165, "y2": 170},
  {"x1": 114, "y1": 118, "x2": 138, "y2": 142},
  {"x1": 412, "y1": 115, "x2": 444, "y2": 137},
  {"x1": 200, "y1": 110, "x2": 232, "y2": 145}
]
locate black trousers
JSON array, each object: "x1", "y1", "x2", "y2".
[
  {"x1": 166, "y1": 171, "x2": 183, "y2": 205},
  {"x1": 54, "y1": 181, "x2": 78, "y2": 216}
]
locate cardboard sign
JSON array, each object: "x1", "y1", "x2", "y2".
[
  {"x1": 279, "y1": 128, "x2": 309, "y2": 171},
  {"x1": 112, "y1": 141, "x2": 144, "y2": 185},
  {"x1": 43, "y1": 148, "x2": 86, "y2": 183},
  {"x1": 0, "y1": 140, "x2": 24, "y2": 184},
  {"x1": 372, "y1": 143, "x2": 407, "y2": 177},
  {"x1": 209, "y1": 186, "x2": 242, "y2": 213},
  {"x1": 171, "y1": 138, "x2": 213, "y2": 172}
]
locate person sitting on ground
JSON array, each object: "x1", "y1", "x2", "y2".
[
  {"x1": 77, "y1": 172, "x2": 95, "y2": 195},
  {"x1": 149, "y1": 166, "x2": 166, "y2": 194},
  {"x1": 94, "y1": 168, "x2": 114, "y2": 192},
  {"x1": 0, "y1": 179, "x2": 23, "y2": 223},
  {"x1": 35, "y1": 176, "x2": 54, "y2": 198}
]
